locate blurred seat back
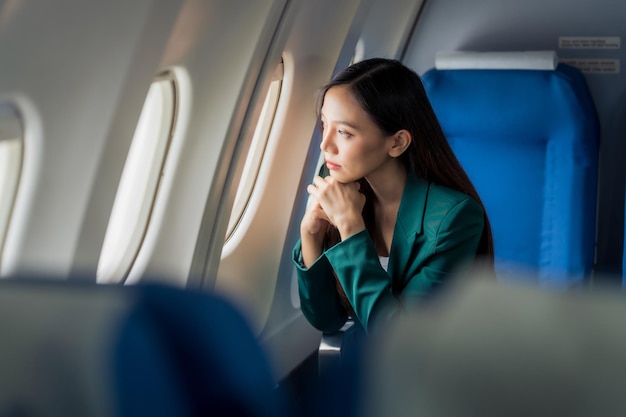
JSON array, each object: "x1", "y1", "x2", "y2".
[
  {"x1": 363, "y1": 274, "x2": 626, "y2": 417},
  {"x1": 423, "y1": 51, "x2": 600, "y2": 286},
  {"x1": 0, "y1": 277, "x2": 285, "y2": 417}
]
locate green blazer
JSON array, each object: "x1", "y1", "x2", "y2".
[{"x1": 292, "y1": 172, "x2": 485, "y2": 334}]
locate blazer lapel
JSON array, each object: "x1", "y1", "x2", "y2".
[{"x1": 387, "y1": 173, "x2": 429, "y2": 280}]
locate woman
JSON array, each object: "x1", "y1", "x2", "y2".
[{"x1": 292, "y1": 58, "x2": 494, "y2": 337}]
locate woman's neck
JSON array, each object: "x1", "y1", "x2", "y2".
[
  {"x1": 365, "y1": 162, "x2": 408, "y2": 207},
  {"x1": 365, "y1": 163, "x2": 408, "y2": 257}
]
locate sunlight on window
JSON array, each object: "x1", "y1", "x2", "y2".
[
  {"x1": 225, "y1": 65, "x2": 282, "y2": 241},
  {"x1": 0, "y1": 111, "x2": 22, "y2": 267},
  {"x1": 97, "y1": 75, "x2": 177, "y2": 284}
]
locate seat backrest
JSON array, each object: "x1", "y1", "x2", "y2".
[
  {"x1": 363, "y1": 274, "x2": 626, "y2": 417},
  {"x1": 0, "y1": 277, "x2": 286, "y2": 417},
  {"x1": 422, "y1": 51, "x2": 600, "y2": 285}
]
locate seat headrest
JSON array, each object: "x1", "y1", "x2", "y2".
[{"x1": 435, "y1": 50, "x2": 559, "y2": 70}]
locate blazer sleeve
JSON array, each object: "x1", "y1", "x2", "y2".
[
  {"x1": 292, "y1": 240, "x2": 350, "y2": 333},
  {"x1": 325, "y1": 198, "x2": 484, "y2": 334}
]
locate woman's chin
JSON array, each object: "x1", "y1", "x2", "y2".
[{"x1": 330, "y1": 173, "x2": 359, "y2": 184}]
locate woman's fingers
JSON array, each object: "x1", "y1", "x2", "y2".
[
  {"x1": 308, "y1": 176, "x2": 363, "y2": 213},
  {"x1": 302, "y1": 175, "x2": 367, "y2": 241},
  {"x1": 308, "y1": 209, "x2": 331, "y2": 234},
  {"x1": 302, "y1": 194, "x2": 332, "y2": 235}
]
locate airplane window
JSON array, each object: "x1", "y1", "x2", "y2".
[
  {"x1": 0, "y1": 105, "x2": 23, "y2": 269},
  {"x1": 225, "y1": 62, "x2": 283, "y2": 241},
  {"x1": 97, "y1": 73, "x2": 177, "y2": 284}
]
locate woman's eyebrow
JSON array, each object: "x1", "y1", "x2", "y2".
[
  {"x1": 336, "y1": 120, "x2": 359, "y2": 130},
  {"x1": 322, "y1": 116, "x2": 359, "y2": 130}
]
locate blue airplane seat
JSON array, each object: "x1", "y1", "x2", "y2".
[
  {"x1": 422, "y1": 51, "x2": 600, "y2": 286},
  {"x1": 0, "y1": 278, "x2": 286, "y2": 417}
]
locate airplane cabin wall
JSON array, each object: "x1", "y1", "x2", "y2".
[
  {"x1": 404, "y1": 0, "x2": 626, "y2": 278},
  {"x1": 124, "y1": 0, "x2": 294, "y2": 287},
  {"x1": 0, "y1": 0, "x2": 183, "y2": 277},
  {"x1": 0, "y1": 0, "x2": 296, "y2": 284},
  {"x1": 356, "y1": 0, "x2": 424, "y2": 60}
]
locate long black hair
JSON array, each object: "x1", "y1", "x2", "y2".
[{"x1": 317, "y1": 58, "x2": 494, "y2": 260}]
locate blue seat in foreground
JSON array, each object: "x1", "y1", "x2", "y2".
[
  {"x1": 0, "y1": 278, "x2": 286, "y2": 417},
  {"x1": 423, "y1": 51, "x2": 600, "y2": 286}
]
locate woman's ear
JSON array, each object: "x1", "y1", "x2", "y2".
[{"x1": 388, "y1": 129, "x2": 412, "y2": 158}]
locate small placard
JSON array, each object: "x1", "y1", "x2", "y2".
[
  {"x1": 560, "y1": 58, "x2": 620, "y2": 74},
  {"x1": 559, "y1": 36, "x2": 620, "y2": 49}
]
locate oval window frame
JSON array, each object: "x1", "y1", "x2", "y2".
[{"x1": 97, "y1": 72, "x2": 178, "y2": 284}]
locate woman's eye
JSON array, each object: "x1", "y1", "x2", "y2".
[{"x1": 338, "y1": 129, "x2": 352, "y2": 137}]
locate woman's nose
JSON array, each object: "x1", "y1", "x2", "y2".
[{"x1": 320, "y1": 130, "x2": 335, "y2": 153}]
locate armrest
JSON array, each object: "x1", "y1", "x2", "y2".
[{"x1": 318, "y1": 319, "x2": 354, "y2": 376}]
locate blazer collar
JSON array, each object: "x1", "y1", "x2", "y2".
[
  {"x1": 387, "y1": 172, "x2": 429, "y2": 279},
  {"x1": 395, "y1": 171, "x2": 429, "y2": 241}
]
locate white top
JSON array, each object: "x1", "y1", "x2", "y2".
[{"x1": 379, "y1": 256, "x2": 389, "y2": 272}]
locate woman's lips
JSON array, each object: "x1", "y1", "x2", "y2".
[{"x1": 326, "y1": 161, "x2": 341, "y2": 170}]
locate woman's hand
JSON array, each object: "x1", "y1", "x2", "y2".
[
  {"x1": 306, "y1": 176, "x2": 366, "y2": 240},
  {"x1": 299, "y1": 190, "x2": 332, "y2": 268},
  {"x1": 300, "y1": 196, "x2": 331, "y2": 237}
]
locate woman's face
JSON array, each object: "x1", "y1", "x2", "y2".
[{"x1": 319, "y1": 85, "x2": 396, "y2": 183}]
